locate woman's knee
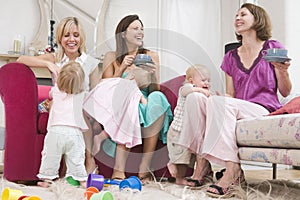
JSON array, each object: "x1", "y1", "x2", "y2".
[{"x1": 186, "y1": 92, "x2": 207, "y2": 107}]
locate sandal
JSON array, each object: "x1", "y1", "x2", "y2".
[
  {"x1": 138, "y1": 173, "x2": 154, "y2": 185},
  {"x1": 111, "y1": 176, "x2": 125, "y2": 181},
  {"x1": 186, "y1": 168, "x2": 214, "y2": 189},
  {"x1": 206, "y1": 184, "x2": 234, "y2": 198},
  {"x1": 185, "y1": 178, "x2": 203, "y2": 187},
  {"x1": 206, "y1": 170, "x2": 246, "y2": 198}
]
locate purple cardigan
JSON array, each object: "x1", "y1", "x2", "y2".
[{"x1": 221, "y1": 40, "x2": 284, "y2": 112}]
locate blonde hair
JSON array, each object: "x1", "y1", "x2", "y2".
[
  {"x1": 55, "y1": 17, "x2": 86, "y2": 62},
  {"x1": 57, "y1": 61, "x2": 85, "y2": 94},
  {"x1": 185, "y1": 64, "x2": 210, "y2": 81}
]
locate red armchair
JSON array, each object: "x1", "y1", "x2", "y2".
[
  {"x1": 0, "y1": 62, "x2": 51, "y2": 182},
  {"x1": 0, "y1": 62, "x2": 191, "y2": 182}
]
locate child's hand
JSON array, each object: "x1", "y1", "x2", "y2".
[{"x1": 140, "y1": 96, "x2": 148, "y2": 105}]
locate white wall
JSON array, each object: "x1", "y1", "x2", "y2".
[
  {"x1": 0, "y1": 0, "x2": 299, "y2": 91},
  {"x1": 1, "y1": 0, "x2": 300, "y2": 134},
  {"x1": 0, "y1": 0, "x2": 40, "y2": 56}
]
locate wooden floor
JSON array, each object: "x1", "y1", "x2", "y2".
[
  {"x1": 245, "y1": 168, "x2": 300, "y2": 182},
  {"x1": 213, "y1": 162, "x2": 300, "y2": 182}
]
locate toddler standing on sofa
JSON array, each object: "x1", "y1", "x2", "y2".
[
  {"x1": 167, "y1": 64, "x2": 212, "y2": 186},
  {"x1": 37, "y1": 61, "x2": 88, "y2": 188}
]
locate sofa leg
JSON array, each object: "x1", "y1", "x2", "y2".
[{"x1": 272, "y1": 163, "x2": 277, "y2": 179}]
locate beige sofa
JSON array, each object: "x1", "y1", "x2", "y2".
[{"x1": 237, "y1": 112, "x2": 300, "y2": 179}]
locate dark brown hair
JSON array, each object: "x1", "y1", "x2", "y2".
[
  {"x1": 115, "y1": 14, "x2": 148, "y2": 65},
  {"x1": 236, "y1": 3, "x2": 272, "y2": 41}
]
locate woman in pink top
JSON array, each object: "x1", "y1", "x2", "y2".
[{"x1": 177, "y1": 3, "x2": 292, "y2": 198}]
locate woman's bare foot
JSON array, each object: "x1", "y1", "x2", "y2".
[
  {"x1": 138, "y1": 172, "x2": 153, "y2": 184},
  {"x1": 111, "y1": 169, "x2": 126, "y2": 180},
  {"x1": 92, "y1": 130, "x2": 109, "y2": 156},
  {"x1": 190, "y1": 158, "x2": 212, "y2": 179},
  {"x1": 206, "y1": 162, "x2": 242, "y2": 194}
]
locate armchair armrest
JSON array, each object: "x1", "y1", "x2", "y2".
[{"x1": 160, "y1": 75, "x2": 185, "y2": 113}]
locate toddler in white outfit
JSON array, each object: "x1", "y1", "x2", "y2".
[{"x1": 37, "y1": 61, "x2": 88, "y2": 188}]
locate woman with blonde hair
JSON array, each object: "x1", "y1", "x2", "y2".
[{"x1": 17, "y1": 17, "x2": 101, "y2": 174}]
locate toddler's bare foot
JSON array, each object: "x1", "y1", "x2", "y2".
[
  {"x1": 37, "y1": 179, "x2": 52, "y2": 188},
  {"x1": 174, "y1": 177, "x2": 191, "y2": 186},
  {"x1": 80, "y1": 181, "x2": 87, "y2": 188}
]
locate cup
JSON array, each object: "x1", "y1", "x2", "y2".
[
  {"x1": 135, "y1": 54, "x2": 152, "y2": 62},
  {"x1": 264, "y1": 48, "x2": 288, "y2": 57},
  {"x1": 119, "y1": 176, "x2": 142, "y2": 191},
  {"x1": 28, "y1": 47, "x2": 36, "y2": 56},
  {"x1": 1, "y1": 187, "x2": 24, "y2": 200},
  {"x1": 90, "y1": 191, "x2": 114, "y2": 200},
  {"x1": 87, "y1": 174, "x2": 105, "y2": 191},
  {"x1": 84, "y1": 187, "x2": 99, "y2": 200},
  {"x1": 17, "y1": 196, "x2": 29, "y2": 200},
  {"x1": 13, "y1": 35, "x2": 25, "y2": 54}
]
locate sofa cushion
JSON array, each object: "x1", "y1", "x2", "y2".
[
  {"x1": 38, "y1": 85, "x2": 51, "y2": 102},
  {"x1": 236, "y1": 113, "x2": 300, "y2": 148},
  {"x1": 239, "y1": 147, "x2": 300, "y2": 166}
]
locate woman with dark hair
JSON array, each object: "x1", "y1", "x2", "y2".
[
  {"x1": 84, "y1": 14, "x2": 172, "y2": 182},
  {"x1": 174, "y1": 3, "x2": 292, "y2": 198}
]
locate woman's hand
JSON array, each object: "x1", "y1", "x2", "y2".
[
  {"x1": 121, "y1": 55, "x2": 135, "y2": 68},
  {"x1": 46, "y1": 61, "x2": 60, "y2": 77},
  {"x1": 137, "y1": 62, "x2": 156, "y2": 73},
  {"x1": 271, "y1": 61, "x2": 290, "y2": 72}
]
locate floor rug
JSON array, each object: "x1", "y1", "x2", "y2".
[{"x1": 1, "y1": 178, "x2": 300, "y2": 200}]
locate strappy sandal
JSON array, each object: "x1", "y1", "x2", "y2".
[
  {"x1": 206, "y1": 170, "x2": 246, "y2": 198},
  {"x1": 187, "y1": 169, "x2": 214, "y2": 189},
  {"x1": 206, "y1": 184, "x2": 234, "y2": 198},
  {"x1": 138, "y1": 173, "x2": 154, "y2": 185},
  {"x1": 186, "y1": 178, "x2": 203, "y2": 187}
]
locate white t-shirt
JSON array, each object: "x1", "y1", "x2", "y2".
[{"x1": 55, "y1": 52, "x2": 100, "y2": 91}]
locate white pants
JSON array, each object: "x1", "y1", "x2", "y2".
[
  {"x1": 179, "y1": 94, "x2": 269, "y2": 166},
  {"x1": 37, "y1": 126, "x2": 87, "y2": 181}
]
